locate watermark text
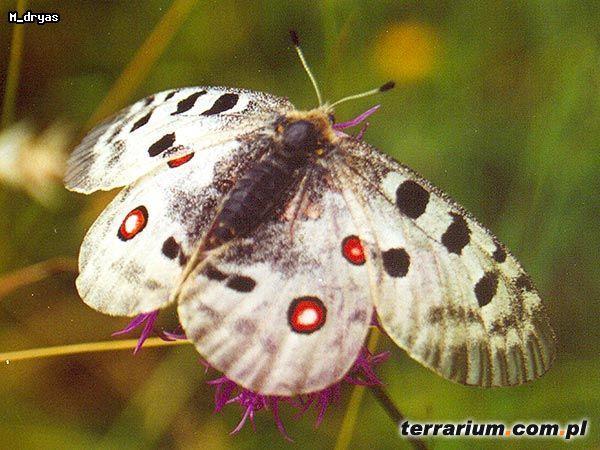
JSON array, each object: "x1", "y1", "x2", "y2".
[
  {"x1": 400, "y1": 419, "x2": 588, "y2": 440},
  {"x1": 8, "y1": 10, "x2": 60, "y2": 25}
]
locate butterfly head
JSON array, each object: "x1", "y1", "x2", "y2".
[{"x1": 276, "y1": 109, "x2": 337, "y2": 158}]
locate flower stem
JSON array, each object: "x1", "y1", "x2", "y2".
[
  {"x1": 368, "y1": 383, "x2": 428, "y2": 450},
  {"x1": 334, "y1": 329, "x2": 381, "y2": 450},
  {"x1": 0, "y1": 337, "x2": 189, "y2": 363},
  {"x1": 0, "y1": 257, "x2": 78, "y2": 299}
]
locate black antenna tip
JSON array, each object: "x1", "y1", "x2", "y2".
[
  {"x1": 289, "y1": 30, "x2": 300, "y2": 46},
  {"x1": 379, "y1": 81, "x2": 396, "y2": 92}
]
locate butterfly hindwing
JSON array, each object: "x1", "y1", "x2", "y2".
[
  {"x1": 333, "y1": 139, "x2": 555, "y2": 386},
  {"x1": 65, "y1": 87, "x2": 293, "y2": 193},
  {"x1": 76, "y1": 138, "x2": 267, "y2": 316},
  {"x1": 177, "y1": 170, "x2": 373, "y2": 395}
]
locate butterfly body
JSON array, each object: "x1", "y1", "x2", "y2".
[
  {"x1": 207, "y1": 111, "x2": 333, "y2": 248},
  {"x1": 66, "y1": 85, "x2": 555, "y2": 395}
]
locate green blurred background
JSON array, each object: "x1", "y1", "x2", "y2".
[{"x1": 0, "y1": 1, "x2": 598, "y2": 449}]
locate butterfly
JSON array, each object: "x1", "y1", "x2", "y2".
[{"x1": 65, "y1": 33, "x2": 555, "y2": 397}]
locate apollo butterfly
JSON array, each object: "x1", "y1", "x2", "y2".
[{"x1": 65, "y1": 32, "x2": 555, "y2": 397}]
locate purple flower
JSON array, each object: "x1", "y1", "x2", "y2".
[
  {"x1": 333, "y1": 105, "x2": 380, "y2": 131},
  {"x1": 112, "y1": 312, "x2": 390, "y2": 439},
  {"x1": 333, "y1": 105, "x2": 380, "y2": 139},
  {"x1": 206, "y1": 346, "x2": 390, "y2": 439},
  {"x1": 208, "y1": 375, "x2": 294, "y2": 440},
  {"x1": 111, "y1": 310, "x2": 159, "y2": 354},
  {"x1": 158, "y1": 326, "x2": 187, "y2": 342},
  {"x1": 112, "y1": 311, "x2": 188, "y2": 354}
]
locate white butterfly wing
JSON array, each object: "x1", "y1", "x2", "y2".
[
  {"x1": 65, "y1": 87, "x2": 293, "y2": 193},
  {"x1": 177, "y1": 172, "x2": 373, "y2": 395},
  {"x1": 333, "y1": 140, "x2": 556, "y2": 386},
  {"x1": 77, "y1": 138, "x2": 264, "y2": 316}
]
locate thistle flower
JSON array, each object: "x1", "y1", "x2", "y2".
[
  {"x1": 111, "y1": 310, "x2": 159, "y2": 354},
  {"x1": 333, "y1": 105, "x2": 380, "y2": 131},
  {"x1": 333, "y1": 105, "x2": 380, "y2": 139},
  {"x1": 204, "y1": 346, "x2": 389, "y2": 439},
  {"x1": 113, "y1": 310, "x2": 390, "y2": 439}
]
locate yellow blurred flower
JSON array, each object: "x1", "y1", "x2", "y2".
[
  {"x1": 373, "y1": 21, "x2": 440, "y2": 82},
  {"x1": 0, "y1": 122, "x2": 72, "y2": 206}
]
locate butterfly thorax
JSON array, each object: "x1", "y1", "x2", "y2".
[{"x1": 206, "y1": 109, "x2": 336, "y2": 249}]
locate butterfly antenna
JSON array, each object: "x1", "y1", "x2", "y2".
[
  {"x1": 330, "y1": 81, "x2": 395, "y2": 108},
  {"x1": 290, "y1": 30, "x2": 323, "y2": 107}
]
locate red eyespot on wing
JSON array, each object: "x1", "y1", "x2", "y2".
[
  {"x1": 118, "y1": 206, "x2": 148, "y2": 241},
  {"x1": 288, "y1": 297, "x2": 326, "y2": 334},
  {"x1": 342, "y1": 235, "x2": 366, "y2": 265},
  {"x1": 167, "y1": 152, "x2": 195, "y2": 168}
]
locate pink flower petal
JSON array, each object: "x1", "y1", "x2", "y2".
[
  {"x1": 111, "y1": 310, "x2": 159, "y2": 354},
  {"x1": 333, "y1": 105, "x2": 380, "y2": 130}
]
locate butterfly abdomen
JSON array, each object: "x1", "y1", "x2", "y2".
[{"x1": 212, "y1": 152, "x2": 298, "y2": 240}]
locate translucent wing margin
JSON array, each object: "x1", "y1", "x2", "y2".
[
  {"x1": 333, "y1": 139, "x2": 555, "y2": 386},
  {"x1": 65, "y1": 87, "x2": 293, "y2": 193}
]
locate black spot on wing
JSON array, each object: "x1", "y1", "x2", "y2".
[
  {"x1": 131, "y1": 110, "x2": 153, "y2": 131},
  {"x1": 475, "y1": 271, "x2": 499, "y2": 307},
  {"x1": 204, "y1": 264, "x2": 227, "y2": 281},
  {"x1": 148, "y1": 132, "x2": 175, "y2": 157},
  {"x1": 171, "y1": 90, "x2": 207, "y2": 115},
  {"x1": 161, "y1": 237, "x2": 180, "y2": 259},
  {"x1": 201, "y1": 93, "x2": 239, "y2": 116},
  {"x1": 490, "y1": 315, "x2": 517, "y2": 336},
  {"x1": 178, "y1": 251, "x2": 189, "y2": 267},
  {"x1": 395, "y1": 180, "x2": 430, "y2": 219},
  {"x1": 143, "y1": 95, "x2": 155, "y2": 106},
  {"x1": 382, "y1": 248, "x2": 410, "y2": 277},
  {"x1": 428, "y1": 306, "x2": 444, "y2": 324},
  {"x1": 515, "y1": 274, "x2": 534, "y2": 292},
  {"x1": 441, "y1": 212, "x2": 471, "y2": 254},
  {"x1": 493, "y1": 241, "x2": 507, "y2": 263},
  {"x1": 164, "y1": 91, "x2": 177, "y2": 101},
  {"x1": 226, "y1": 275, "x2": 256, "y2": 292},
  {"x1": 107, "y1": 124, "x2": 124, "y2": 143},
  {"x1": 145, "y1": 279, "x2": 162, "y2": 290}
]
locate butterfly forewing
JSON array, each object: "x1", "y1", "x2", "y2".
[
  {"x1": 65, "y1": 87, "x2": 293, "y2": 193},
  {"x1": 333, "y1": 139, "x2": 555, "y2": 386}
]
